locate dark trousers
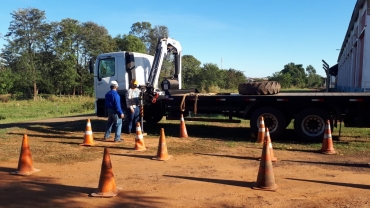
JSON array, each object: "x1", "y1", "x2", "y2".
[
  {"x1": 124, "y1": 107, "x2": 140, "y2": 132},
  {"x1": 104, "y1": 109, "x2": 122, "y2": 141}
]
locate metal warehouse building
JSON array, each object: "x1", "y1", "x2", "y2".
[{"x1": 336, "y1": 0, "x2": 369, "y2": 92}]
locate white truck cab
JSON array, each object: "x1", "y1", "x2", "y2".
[
  {"x1": 90, "y1": 37, "x2": 182, "y2": 122},
  {"x1": 91, "y1": 51, "x2": 153, "y2": 116}
]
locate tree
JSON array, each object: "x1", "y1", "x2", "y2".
[
  {"x1": 148, "y1": 25, "x2": 169, "y2": 55},
  {"x1": 2, "y1": 8, "x2": 127, "y2": 96},
  {"x1": 5, "y1": 7, "x2": 47, "y2": 99},
  {"x1": 224, "y1": 68, "x2": 247, "y2": 90},
  {"x1": 198, "y1": 63, "x2": 223, "y2": 91},
  {"x1": 0, "y1": 32, "x2": 3, "y2": 54},
  {"x1": 51, "y1": 19, "x2": 80, "y2": 94},
  {"x1": 306, "y1": 65, "x2": 322, "y2": 88},
  {"x1": 306, "y1": 65, "x2": 316, "y2": 74},
  {"x1": 114, "y1": 34, "x2": 146, "y2": 53},
  {"x1": 182, "y1": 55, "x2": 201, "y2": 88},
  {"x1": 80, "y1": 21, "x2": 116, "y2": 58},
  {"x1": 0, "y1": 67, "x2": 15, "y2": 94},
  {"x1": 269, "y1": 71, "x2": 293, "y2": 88},
  {"x1": 77, "y1": 21, "x2": 116, "y2": 95},
  {"x1": 280, "y1": 63, "x2": 307, "y2": 88},
  {"x1": 129, "y1": 22, "x2": 152, "y2": 47},
  {"x1": 129, "y1": 22, "x2": 169, "y2": 55}
]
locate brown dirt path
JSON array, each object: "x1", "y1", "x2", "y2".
[{"x1": 0, "y1": 115, "x2": 369, "y2": 207}]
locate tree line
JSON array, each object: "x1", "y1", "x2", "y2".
[
  {"x1": 269, "y1": 63, "x2": 323, "y2": 89},
  {"x1": 0, "y1": 7, "x2": 323, "y2": 99}
]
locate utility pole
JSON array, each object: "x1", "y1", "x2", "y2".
[{"x1": 221, "y1": 58, "x2": 223, "y2": 70}]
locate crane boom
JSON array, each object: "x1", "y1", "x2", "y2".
[
  {"x1": 145, "y1": 37, "x2": 182, "y2": 103},
  {"x1": 147, "y1": 37, "x2": 182, "y2": 89}
]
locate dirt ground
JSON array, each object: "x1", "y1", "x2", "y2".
[{"x1": 0, "y1": 116, "x2": 370, "y2": 208}]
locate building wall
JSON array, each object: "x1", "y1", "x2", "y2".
[{"x1": 337, "y1": 0, "x2": 369, "y2": 92}]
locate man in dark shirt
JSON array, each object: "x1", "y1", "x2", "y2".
[{"x1": 104, "y1": 80, "x2": 124, "y2": 142}]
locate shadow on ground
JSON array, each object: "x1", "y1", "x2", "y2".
[
  {"x1": 282, "y1": 159, "x2": 370, "y2": 168},
  {"x1": 286, "y1": 178, "x2": 370, "y2": 190},
  {"x1": 163, "y1": 175, "x2": 254, "y2": 188},
  {"x1": 0, "y1": 114, "x2": 340, "y2": 144},
  {"x1": 0, "y1": 170, "x2": 165, "y2": 207}
]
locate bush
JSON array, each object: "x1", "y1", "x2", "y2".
[
  {"x1": 206, "y1": 85, "x2": 221, "y2": 93},
  {"x1": 10, "y1": 92, "x2": 26, "y2": 100},
  {"x1": 46, "y1": 95, "x2": 59, "y2": 102},
  {"x1": 0, "y1": 95, "x2": 9, "y2": 103},
  {"x1": 81, "y1": 102, "x2": 94, "y2": 110}
]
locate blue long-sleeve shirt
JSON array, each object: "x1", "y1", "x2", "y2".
[{"x1": 105, "y1": 90, "x2": 124, "y2": 115}]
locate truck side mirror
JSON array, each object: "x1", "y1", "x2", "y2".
[
  {"x1": 89, "y1": 57, "x2": 96, "y2": 74},
  {"x1": 125, "y1": 52, "x2": 135, "y2": 71}
]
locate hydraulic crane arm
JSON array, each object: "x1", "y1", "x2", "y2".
[
  {"x1": 145, "y1": 37, "x2": 182, "y2": 103},
  {"x1": 146, "y1": 37, "x2": 182, "y2": 89}
]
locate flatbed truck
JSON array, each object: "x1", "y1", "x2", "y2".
[
  {"x1": 90, "y1": 37, "x2": 370, "y2": 142},
  {"x1": 160, "y1": 90, "x2": 370, "y2": 142}
]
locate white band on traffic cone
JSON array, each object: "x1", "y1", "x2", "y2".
[{"x1": 324, "y1": 133, "x2": 332, "y2": 138}]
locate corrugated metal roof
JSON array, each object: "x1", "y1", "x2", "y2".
[
  {"x1": 329, "y1": 64, "x2": 338, "y2": 76},
  {"x1": 337, "y1": 0, "x2": 367, "y2": 62}
]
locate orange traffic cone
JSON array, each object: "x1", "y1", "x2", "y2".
[
  {"x1": 134, "y1": 122, "x2": 146, "y2": 151},
  {"x1": 91, "y1": 148, "x2": 122, "y2": 197},
  {"x1": 11, "y1": 134, "x2": 40, "y2": 176},
  {"x1": 152, "y1": 128, "x2": 172, "y2": 161},
  {"x1": 258, "y1": 128, "x2": 277, "y2": 162},
  {"x1": 180, "y1": 114, "x2": 188, "y2": 138},
  {"x1": 319, "y1": 120, "x2": 336, "y2": 155},
  {"x1": 256, "y1": 116, "x2": 265, "y2": 143},
  {"x1": 252, "y1": 137, "x2": 278, "y2": 191},
  {"x1": 265, "y1": 128, "x2": 277, "y2": 162},
  {"x1": 80, "y1": 119, "x2": 94, "y2": 146}
]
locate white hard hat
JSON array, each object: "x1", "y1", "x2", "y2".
[{"x1": 110, "y1": 80, "x2": 119, "y2": 87}]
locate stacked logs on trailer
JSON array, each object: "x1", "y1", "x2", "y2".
[{"x1": 238, "y1": 81, "x2": 281, "y2": 95}]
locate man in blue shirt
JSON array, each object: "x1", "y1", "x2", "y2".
[{"x1": 104, "y1": 80, "x2": 124, "y2": 142}]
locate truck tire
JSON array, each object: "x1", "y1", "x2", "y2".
[
  {"x1": 250, "y1": 106, "x2": 286, "y2": 139},
  {"x1": 238, "y1": 81, "x2": 281, "y2": 95},
  {"x1": 294, "y1": 108, "x2": 332, "y2": 142},
  {"x1": 143, "y1": 105, "x2": 163, "y2": 124}
]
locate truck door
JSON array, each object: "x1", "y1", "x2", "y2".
[{"x1": 95, "y1": 56, "x2": 118, "y2": 99}]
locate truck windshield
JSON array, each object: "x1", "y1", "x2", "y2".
[{"x1": 98, "y1": 58, "x2": 115, "y2": 79}]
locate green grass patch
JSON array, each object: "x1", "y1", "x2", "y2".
[{"x1": 0, "y1": 96, "x2": 95, "y2": 124}]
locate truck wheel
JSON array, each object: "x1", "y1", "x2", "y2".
[
  {"x1": 294, "y1": 108, "x2": 331, "y2": 142},
  {"x1": 144, "y1": 105, "x2": 163, "y2": 124},
  {"x1": 250, "y1": 106, "x2": 286, "y2": 139},
  {"x1": 238, "y1": 81, "x2": 281, "y2": 95}
]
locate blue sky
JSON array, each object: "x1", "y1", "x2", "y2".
[{"x1": 0, "y1": 0, "x2": 356, "y2": 77}]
